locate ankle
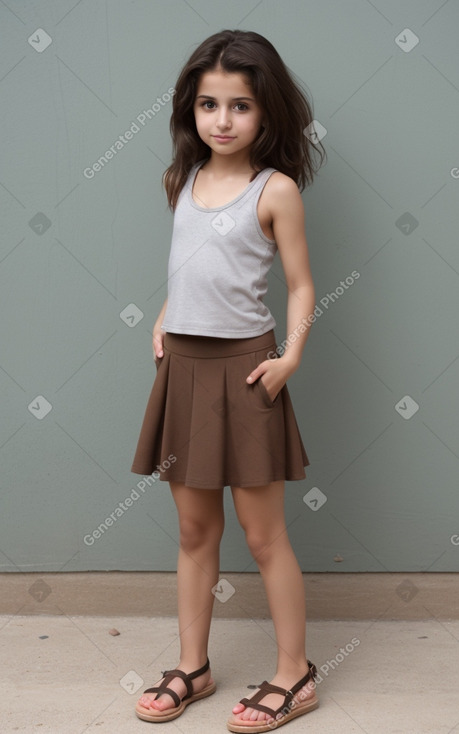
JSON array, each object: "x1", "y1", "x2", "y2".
[
  {"x1": 177, "y1": 656, "x2": 209, "y2": 673},
  {"x1": 275, "y1": 661, "x2": 310, "y2": 682}
]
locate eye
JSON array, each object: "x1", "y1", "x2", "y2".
[
  {"x1": 200, "y1": 100, "x2": 216, "y2": 109},
  {"x1": 235, "y1": 103, "x2": 248, "y2": 111}
]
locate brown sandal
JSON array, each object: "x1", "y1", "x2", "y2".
[
  {"x1": 135, "y1": 657, "x2": 216, "y2": 722},
  {"x1": 226, "y1": 660, "x2": 319, "y2": 733}
]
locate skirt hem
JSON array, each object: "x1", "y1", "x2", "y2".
[{"x1": 130, "y1": 466, "x2": 307, "y2": 489}]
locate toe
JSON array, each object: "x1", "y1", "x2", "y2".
[
  {"x1": 151, "y1": 696, "x2": 168, "y2": 711},
  {"x1": 138, "y1": 695, "x2": 152, "y2": 708},
  {"x1": 240, "y1": 707, "x2": 258, "y2": 722},
  {"x1": 232, "y1": 702, "x2": 246, "y2": 714}
]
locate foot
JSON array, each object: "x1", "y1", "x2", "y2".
[
  {"x1": 231, "y1": 666, "x2": 317, "y2": 725},
  {"x1": 137, "y1": 661, "x2": 213, "y2": 712}
]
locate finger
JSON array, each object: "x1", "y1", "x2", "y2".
[
  {"x1": 153, "y1": 334, "x2": 164, "y2": 358},
  {"x1": 247, "y1": 358, "x2": 271, "y2": 383},
  {"x1": 246, "y1": 366, "x2": 262, "y2": 383},
  {"x1": 155, "y1": 336, "x2": 164, "y2": 356}
]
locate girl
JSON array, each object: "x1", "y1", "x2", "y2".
[{"x1": 131, "y1": 29, "x2": 326, "y2": 732}]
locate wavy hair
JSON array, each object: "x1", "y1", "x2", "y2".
[{"x1": 163, "y1": 30, "x2": 327, "y2": 209}]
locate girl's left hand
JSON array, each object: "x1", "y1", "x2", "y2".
[{"x1": 246, "y1": 357, "x2": 296, "y2": 403}]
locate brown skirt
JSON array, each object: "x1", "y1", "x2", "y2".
[{"x1": 130, "y1": 329, "x2": 310, "y2": 489}]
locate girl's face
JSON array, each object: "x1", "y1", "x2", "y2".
[{"x1": 193, "y1": 68, "x2": 264, "y2": 162}]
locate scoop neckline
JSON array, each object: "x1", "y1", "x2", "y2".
[{"x1": 188, "y1": 161, "x2": 267, "y2": 212}]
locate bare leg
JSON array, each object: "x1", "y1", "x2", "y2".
[
  {"x1": 229, "y1": 480, "x2": 316, "y2": 724},
  {"x1": 138, "y1": 482, "x2": 224, "y2": 711}
]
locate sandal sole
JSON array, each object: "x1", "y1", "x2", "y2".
[
  {"x1": 135, "y1": 681, "x2": 217, "y2": 722},
  {"x1": 226, "y1": 696, "x2": 319, "y2": 733}
]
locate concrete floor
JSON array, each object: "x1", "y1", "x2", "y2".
[{"x1": 2, "y1": 614, "x2": 459, "y2": 733}]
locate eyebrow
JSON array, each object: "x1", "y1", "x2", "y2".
[{"x1": 196, "y1": 95, "x2": 255, "y2": 102}]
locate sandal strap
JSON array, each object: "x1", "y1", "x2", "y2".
[
  {"x1": 239, "y1": 699, "x2": 282, "y2": 718},
  {"x1": 239, "y1": 660, "x2": 318, "y2": 718},
  {"x1": 143, "y1": 657, "x2": 211, "y2": 705},
  {"x1": 289, "y1": 659, "x2": 318, "y2": 695},
  {"x1": 185, "y1": 656, "x2": 210, "y2": 681},
  {"x1": 143, "y1": 684, "x2": 181, "y2": 708}
]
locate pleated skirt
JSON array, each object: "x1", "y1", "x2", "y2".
[{"x1": 130, "y1": 329, "x2": 310, "y2": 489}]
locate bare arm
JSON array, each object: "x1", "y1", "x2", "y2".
[
  {"x1": 246, "y1": 174, "x2": 315, "y2": 400},
  {"x1": 271, "y1": 176, "x2": 315, "y2": 369}
]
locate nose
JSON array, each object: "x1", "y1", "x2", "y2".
[{"x1": 216, "y1": 107, "x2": 231, "y2": 130}]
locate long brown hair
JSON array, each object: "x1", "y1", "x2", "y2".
[{"x1": 163, "y1": 30, "x2": 327, "y2": 210}]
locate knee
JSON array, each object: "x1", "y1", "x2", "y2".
[
  {"x1": 179, "y1": 516, "x2": 224, "y2": 554},
  {"x1": 244, "y1": 530, "x2": 277, "y2": 564}
]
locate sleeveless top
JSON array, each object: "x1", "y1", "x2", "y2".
[{"x1": 161, "y1": 160, "x2": 278, "y2": 338}]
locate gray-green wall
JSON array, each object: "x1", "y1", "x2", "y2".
[{"x1": 1, "y1": 1, "x2": 458, "y2": 572}]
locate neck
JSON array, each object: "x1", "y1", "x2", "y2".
[{"x1": 202, "y1": 151, "x2": 256, "y2": 178}]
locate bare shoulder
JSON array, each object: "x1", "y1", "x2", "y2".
[
  {"x1": 265, "y1": 171, "x2": 299, "y2": 193},
  {"x1": 262, "y1": 171, "x2": 303, "y2": 210},
  {"x1": 257, "y1": 171, "x2": 305, "y2": 240}
]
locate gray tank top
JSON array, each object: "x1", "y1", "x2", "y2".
[{"x1": 161, "y1": 160, "x2": 278, "y2": 338}]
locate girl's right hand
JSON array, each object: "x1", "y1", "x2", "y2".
[
  {"x1": 152, "y1": 298, "x2": 167, "y2": 363},
  {"x1": 152, "y1": 330, "x2": 164, "y2": 362}
]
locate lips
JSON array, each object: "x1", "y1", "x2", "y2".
[{"x1": 213, "y1": 135, "x2": 235, "y2": 141}]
